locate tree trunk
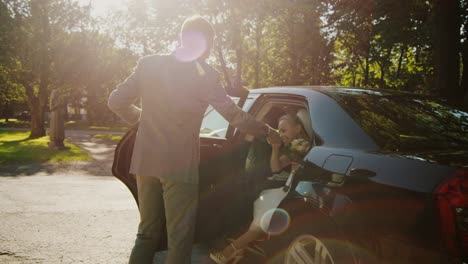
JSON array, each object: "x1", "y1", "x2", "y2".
[
  {"x1": 461, "y1": 39, "x2": 468, "y2": 109},
  {"x1": 86, "y1": 85, "x2": 97, "y2": 125},
  {"x1": 216, "y1": 45, "x2": 233, "y2": 93},
  {"x1": 364, "y1": 39, "x2": 371, "y2": 88},
  {"x1": 396, "y1": 45, "x2": 406, "y2": 79},
  {"x1": 379, "y1": 63, "x2": 385, "y2": 89},
  {"x1": 26, "y1": 0, "x2": 51, "y2": 138},
  {"x1": 30, "y1": 101, "x2": 45, "y2": 138},
  {"x1": 287, "y1": 19, "x2": 299, "y2": 85},
  {"x1": 415, "y1": 46, "x2": 420, "y2": 64},
  {"x1": 352, "y1": 69, "x2": 356, "y2": 87},
  {"x1": 235, "y1": 44, "x2": 242, "y2": 90},
  {"x1": 254, "y1": 19, "x2": 263, "y2": 88},
  {"x1": 228, "y1": 5, "x2": 244, "y2": 91},
  {"x1": 361, "y1": 37, "x2": 372, "y2": 88},
  {"x1": 209, "y1": 15, "x2": 233, "y2": 92},
  {"x1": 433, "y1": 0, "x2": 462, "y2": 106},
  {"x1": 364, "y1": 55, "x2": 370, "y2": 87},
  {"x1": 35, "y1": 60, "x2": 50, "y2": 138},
  {"x1": 3, "y1": 101, "x2": 10, "y2": 122},
  {"x1": 379, "y1": 47, "x2": 392, "y2": 89}
]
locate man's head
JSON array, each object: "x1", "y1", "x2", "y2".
[{"x1": 179, "y1": 16, "x2": 215, "y2": 60}]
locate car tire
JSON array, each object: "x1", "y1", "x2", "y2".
[
  {"x1": 283, "y1": 233, "x2": 353, "y2": 264},
  {"x1": 266, "y1": 212, "x2": 358, "y2": 264}
]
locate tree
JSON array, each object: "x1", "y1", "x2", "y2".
[
  {"x1": 460, "y1": 0, "x2": 468, "y2": 107},
  {"x1": 432, "y1": 0, "x2": 463, "y2": 107},
  {"x1": 0, "y1": 66, "x2": 25, "y2": 121},
  {"x1": 2, "y1": 0, "x2": 466, "y2": 126},
  {"x1": 0, "y1": 1, "x2": 25, "y2": 120},
  {"x1": 4, "y1": 0, "x2": 90, "y2": 137}
]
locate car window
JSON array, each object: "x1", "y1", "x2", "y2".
[
  {"x1": 200, "y1": 98, "x2": 240, "y2": 138},
  {"x1": 335, "y1": 93, "x2": 468, "y2": 151}
]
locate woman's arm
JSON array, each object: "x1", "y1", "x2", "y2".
[{"x1": 270, "y1": 146, "x2": 291, "y2": 173}]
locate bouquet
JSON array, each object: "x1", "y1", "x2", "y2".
[
  {"x1": 287, "y1": 138, "x2": 311, "y2": 163},
  {"x1": 275, "y1": 138, "x2": 311, "y2": 185}
]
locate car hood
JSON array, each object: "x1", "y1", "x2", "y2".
[{"x1": 385, "y1": 150, "x2": 468, "y2": 168}]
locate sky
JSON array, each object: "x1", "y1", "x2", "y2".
[{"x1": 76, "y1": 0, "x2": 127, "y2": 17}]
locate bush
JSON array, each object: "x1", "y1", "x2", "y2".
[{"x1": 0, "y1": 119, "x2": 30, "y2": 128}]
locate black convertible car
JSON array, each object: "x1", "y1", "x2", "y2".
[{"x1": 113, "y1": 86, "x2": 468, "y2": 264}]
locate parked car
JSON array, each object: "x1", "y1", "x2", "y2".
[{"x1": 113, "y1": 86, "x2": 468, "y2": 263}]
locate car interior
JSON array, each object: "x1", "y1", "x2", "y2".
[
  {"x1": 243, "y1": 104, "x2": 315, "y2": 195},
  {"x1": 222, "y1": 103, "x2": 315, "y2": 236},
  {"x1": 196, "y1": 101, "x2": 316, "y2": 245}
]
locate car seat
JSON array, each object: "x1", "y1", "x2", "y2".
[{"x1": 296, "y1": 108, "x2": 315, "y2": 146}]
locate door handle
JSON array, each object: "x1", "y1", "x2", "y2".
[
  {"x1": 200, "y1": 143, "x2": 223, "y2": 148},
  {"x1": 349, "y1": 168, "x2": 376, "y2": 178}
]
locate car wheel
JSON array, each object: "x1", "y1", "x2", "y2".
[
  {"x1": 265, "y1": 210, "x2": 358, "y2": 264},
  {"x1": 284, "y1": 234, "x2": 337, "y2": 264},
  {"x1": 279, "y1": 230, "x2": 358, "y2": 264}
]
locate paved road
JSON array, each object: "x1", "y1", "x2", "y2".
[
  {"x1": 0, "y1": 174, "x2": 138, "y2": 263},
  {"x1": 0, "y1": 130, "x2": 214, "y2": 263}
]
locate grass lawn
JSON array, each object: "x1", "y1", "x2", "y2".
[
  {"x1": 93, "y1": 134, "x2": 123, "y2": 143},
  {"x1": 0, "y1": 130, "x2": 91, "y2": 165}
]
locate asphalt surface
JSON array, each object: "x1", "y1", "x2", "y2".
[
  {"x1": 0, "y1": 174, "x2": 138, "y2": 263},
  {"x1": 0, "y1": 130, "x2": 214, "y2": 264}
]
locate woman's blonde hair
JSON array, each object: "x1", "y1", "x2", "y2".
[
  {"x1": 278, "y1": 112, "x2": 310, "y2": 140},
  {"x1": 278, "y1": 113, "x2": 302, "y2": 127}
]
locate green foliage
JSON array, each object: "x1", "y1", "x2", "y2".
[
  {"x1": 328, "y1": 0, "x2": 436, "y2": 92},
  {"x1": 0, "y1": 0, "x2": 467, "y2": 122},
  {"x1": 0, "y1": 118, "x2": 29, "y2": 128},
  {"x1": 0, "y1": 65, "x2": 26, "y2": 105},
  {"x1": 0, "y1": 130, "x2": 90, "y2": 164}
]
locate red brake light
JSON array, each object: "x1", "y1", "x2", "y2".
[{"x1": 436, "y1": 168, "x2": 468, "y2": 259}]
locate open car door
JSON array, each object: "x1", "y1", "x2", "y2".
[
  {"x1": 111, "y1": 124, "x2": 138, "y2": 207},
  {"x1": 111, "y1": 87, "x2": 251, "y2": 249}
]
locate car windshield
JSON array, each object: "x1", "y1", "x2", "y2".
[{"x1": 334, "y1": 91, "x2": 468, "y2": 152}]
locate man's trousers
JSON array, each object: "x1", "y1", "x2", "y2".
[{"x1": 129, "y1": 175, "x2": 198, "y2": 264}]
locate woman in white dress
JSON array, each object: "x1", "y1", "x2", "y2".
[{"x1": 210, "y1": 112, "x2": 309, "y2": 264}]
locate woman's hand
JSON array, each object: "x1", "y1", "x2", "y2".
[
  {"x1": 291, "y1": 162, "x2": 299, "y2": 173},
  {"x1": 267, "y1": 133, "x2": 282, "y2": 149}
]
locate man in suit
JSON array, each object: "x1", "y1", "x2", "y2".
[{"x1": 108, "y1": 16, "x2": 279, "y2": 264}]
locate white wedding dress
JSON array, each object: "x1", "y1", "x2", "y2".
[{"x1": 249, "y1": 172, "x2": 293, "y2": 233}]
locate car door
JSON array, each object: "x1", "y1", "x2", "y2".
[
  {"x1": 111, "y1": 95, "x2": 251, "y2": 247},
  {"x1": 112, "y1": 90, "x2": 259, "y2": 246},
  {"x1": 195, "y1": 97, "x2": 255, "y2": 242}
]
